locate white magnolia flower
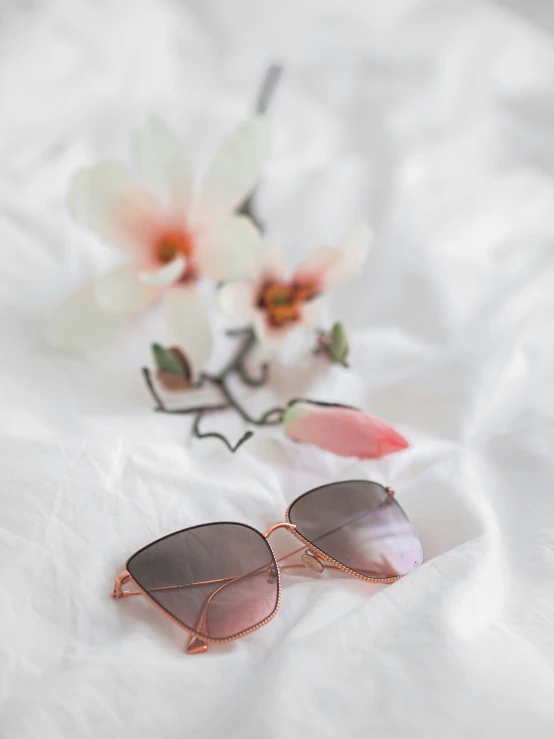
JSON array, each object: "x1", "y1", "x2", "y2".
[
  {"x1": 218, "y1": 225, "x2": 373, "y2": 346},
  {"x1": 45, "y1": 115, "x2": 270, "y2": 371}
]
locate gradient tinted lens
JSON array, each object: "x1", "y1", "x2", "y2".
[
  {"x1": 288, "y1": 481, "x2": 422, "y2": 578},
  {"x1": 127, "y1": 523, "x2": 279, "y2": 640}
]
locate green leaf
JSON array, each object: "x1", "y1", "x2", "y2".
[
  {"x1": 282, "y1": 401, "x2": 309, "y2": 427},
  {"x1": 151, "y1": 343, "x2": 186, "y2": 376},
  {"x1": 328, "y1": 322, "x2": 349, "y2": 364}
]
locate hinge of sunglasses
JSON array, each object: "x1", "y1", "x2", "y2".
[
  {"x1": 386, "y1": 487, "x2": 396, "y2": 497},
  {"x1": 112, "y1": 570, "x2": 141, "y2": 598},
  {"x1": 112, "y1": 569, "x2": 208, "y2": 653}
]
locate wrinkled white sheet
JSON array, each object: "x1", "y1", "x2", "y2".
[{"x1": 2, "y1": 0, "x2": 554, "y2": 736}]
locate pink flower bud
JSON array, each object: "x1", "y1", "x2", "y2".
[{"x1": 283, "y1": 401, "x2": 409, "y2": 459}]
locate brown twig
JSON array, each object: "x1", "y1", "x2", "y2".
[
  {"x1": 193, "y1": 411, "x2": 254, "y2": 453},
  {"x1": 236, "y1": 359, "x2": 269, "y2": 387},
  {"x1": 142, "y1": 366, "x2": 165, "y2": 411},
  {"x1": 255, "y1": 64, "x2": 283, "y2": 115},
  {"x1": 143, "y1": 327, "x2": 285, "y2": 450},
  {"x1": 208, "y1": 373, "x2": 284, "y2": 426},
  {"x1": 237, "y1": 63, "x2": 282, "y2": 232}
]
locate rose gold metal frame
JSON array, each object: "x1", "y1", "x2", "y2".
[{"x1": 113, "y1": 481, "x2": 419, "y2": 654}]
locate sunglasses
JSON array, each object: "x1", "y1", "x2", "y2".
[{"x1": 112, "y1": 480, "x2": 422, "y2": 654}]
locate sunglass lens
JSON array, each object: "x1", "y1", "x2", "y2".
[
  {"x1": 288, "y1": 481, "x2": 422, "y2": 578},
  {"x1": 126, "y1": 522, "x2": 279, "y2": 640}
]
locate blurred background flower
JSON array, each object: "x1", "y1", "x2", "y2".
[
  {"x1": 45, "y1": 115, "x2": 269, "y2": 371},
  {"x1": 218, "y1": 225, "x2": 372, "y2": 347}
]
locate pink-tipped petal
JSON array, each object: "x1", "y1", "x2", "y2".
[
  {"x1": 132, "y1": 115, "x2": 194, "y2": 219},
  {"x1": 293, "y1": 225, "x2": 373, "y2": 291},
  {"x1": 163, "y1": 284, "x2": 214, "y2": 373},
  {"x1": 68, "y1": 161, "x2": 161, "y2": 256},
  {"x1": 283, "y1": 401, "x2": 409, "y2": 459},
  {"x1": 218, "y1": 281, "x2": 256, "y2": 322},
  {"x1": 199, "y1": 116, "x2": 270, "y2": 218}
]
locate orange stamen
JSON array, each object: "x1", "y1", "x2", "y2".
[
  {"x1": 259, "y1": 281, "x2": 318, "y2": 327},
  {"x1": 155, "y1": 230, "x2": 194, "y2": 265}
]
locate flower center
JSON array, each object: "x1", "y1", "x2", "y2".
[
  {"x1": 259, "y1": 281, "x2": 317, "y2": 327},
  {"x1": 155, "y1": 230, "x2": 193, "y2": 265}
]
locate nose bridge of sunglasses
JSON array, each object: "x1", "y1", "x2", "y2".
[
  {"x1": 263, "y1": 523, "x2": 326, "y2": 574},
  {"x1": 263, "y1": 521, "x2": 297, "y2": 538}
]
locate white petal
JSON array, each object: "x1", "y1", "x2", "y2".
[
  {"x1": 68, "y1": 161, "x2": 161, "y2": 255},
  {"x1": 68, "y1": 161, "x2": 132, "y2": 221},
  {"x1": 163, "y1": 285, "x2": 214, "y2": 372},
  {"x1": 196, "y1": 215, "x2": 262, "y2": 281},
  {"x1": 254, "y1": 238, "x2": 287, "y2": 283},
  {"x1": 199, "y1": 117, "x2": 270, "y2": 217},
  {"x1": 252, "y1": 311, "x2": 289, "y2": 350},
  {"x1": 293, "y1": 225, "x2": 374, "y2": 290},
  {"x1": 137, "y1": 256, "x2": 187, "y2": 286},
  {"x1": 133, "y1": 116, "x2": 194, "y2": 219},
  {"x1": 94, "y1": 264, "x2": 164, "y2": 313},
  {"x1": 301, "y1": 298, "x2": 324, "y2": 328},
  {"x1": 218, "y1": 281, "x2": 256, "y2": 321},
  {"x1": 44, "y1": 284, "x2": 126, "y2": 350}
]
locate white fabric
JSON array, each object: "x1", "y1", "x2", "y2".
[{"x1": 1, "y1": 1, "x2": 554, "y2": 738}]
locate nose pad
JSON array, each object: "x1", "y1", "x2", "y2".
[
  {"x1": 301, "y1": 550, "x2": 324, "y2": 574},
  {"x1": 266, "y1": 564, "x2": 278, "y2": 584}
]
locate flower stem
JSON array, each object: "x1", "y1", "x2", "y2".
[
  {"x1": 236, "y1": 359, "x2": 269, "y2": 387},
  {"x1": 200, "y1": 327, "x2": 285, "y2": 426},
  {"x1": 255, "y1": 64, "x2": 283, "y2": 115},
  {"x1": 142, "y1": 327, "x2": 285, "y2": 451},
  {"x1": 142, "y1": 367, "x2": 165, "y2": 411},
  {"x1": 193, "y1": 411, "x2": 254, "y2": 453},
  {"x1": 210, "y1": 375, "x2": 283, "y2": 426},
  {"x1": 142, "y1": 65, "x2": 286, "y2": 452},
  {"x1": 237, "y1": 63, "x2": 283, "y2": 232}
]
